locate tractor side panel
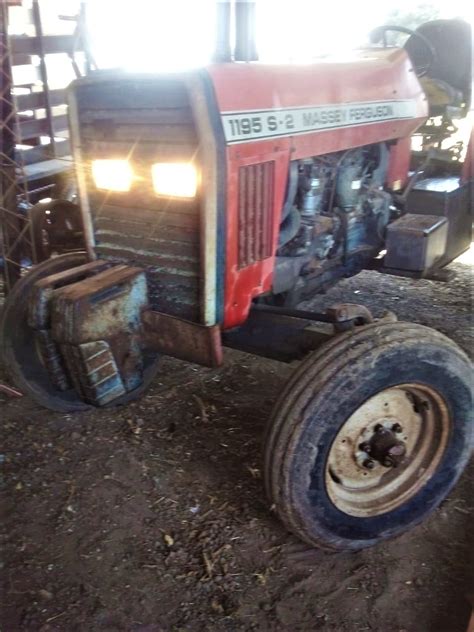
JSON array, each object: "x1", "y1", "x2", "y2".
[
  {"x1": 206, "y1": 48, "x2": 428, "y2": 328},
  {"x1": 223, "y1": 143, "x2": 291, "y2": 329}
]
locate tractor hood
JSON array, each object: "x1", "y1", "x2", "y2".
[{"x1": 205, "y1": 47, "x2": 428, "y2": 155}]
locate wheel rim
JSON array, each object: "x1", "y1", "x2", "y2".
[{"x1": 325, "y1": 384, "x2": 451, "y2": 517}]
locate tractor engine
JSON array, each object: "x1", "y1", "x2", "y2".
[{"x1": 273, "y1": 144, "x2": 391, "y2": 297}]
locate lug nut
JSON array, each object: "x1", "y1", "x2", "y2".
[
  {"x1": 359, "y1": 442, "x2": 371, "y2": 453},
  {"x1": 392, "y1": 423, "x2": 403, "y2": 433},
  {"x1": 363, "y1": 459, "x2": 375, "y2": 469}
]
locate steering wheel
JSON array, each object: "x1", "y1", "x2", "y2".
[{"x1": 369, "y1": 25, "x2": 437, "y2": 77}]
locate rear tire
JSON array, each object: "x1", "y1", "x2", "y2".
[
  {"x1": 264, "y1": 321, "x2": 473, "y2": 551},
  {"x1": 0, "y1": 253, "x2": 161, "y2": 412}
]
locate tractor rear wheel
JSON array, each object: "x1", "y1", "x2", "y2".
[
  {"x1": 0, "y1": 253, "x2": 161, "y2": 412},
  {"x1": 264, "y1": 321, "x2": 472, "y2": 551}
]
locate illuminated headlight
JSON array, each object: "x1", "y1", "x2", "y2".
[
  {"x1": 92, "y1": 159, "x2": 133, "y2": 192},
  {"x1": 151, "y1": 163, "x2": 198, "y2": 198}
]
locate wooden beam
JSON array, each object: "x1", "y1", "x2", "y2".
[
  {"x1": 15, "y1": 88, "x2": 67, "y2": 111},
  {"x1": 11, "y1": 34, "x2": 83, "y2": 55},
  {"x1": 18, "y1": 114, "x2": 68, "y2": 139},
  {"x1": 16, "y1": 138, "x2": 70, "y2": 165},
  {"x1": 20, "y1": 157, "x2": 74, "y2": 182}
]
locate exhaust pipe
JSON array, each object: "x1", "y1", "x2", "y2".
[
  {"x1": 213, "y1": 0, "x2": 232, "y2": 62},
  {"x1": 234, "y1": 0, "x2": 258, "y2": 62}
]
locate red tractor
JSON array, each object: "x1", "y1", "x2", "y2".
[{"x1": 1, "y1": 4, "x2": 472, "y2": 551}]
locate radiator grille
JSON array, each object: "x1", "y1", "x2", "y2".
[
  {"x1": 92, "y1": 204, "x2": 200, "y2": 322},
  {"x1": 238, "y1": 161, "x2": 274, "y2": 268},
  {"x1": 74, "y1": 76, "x2": 201, "y2": 322}
]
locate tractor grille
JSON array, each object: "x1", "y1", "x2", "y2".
[
  {"x1": 238, "y1": 161, "x2": 274, "y2": 268},
  {"x1": 91, "y1": 204, "x2": 200, "y2": 321},
  {"x1": 74, "y1": 77, "x2": 201, "y2": 322}
]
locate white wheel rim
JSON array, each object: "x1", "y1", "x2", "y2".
[{"x1": 325, "y1": 384, "x2": 451, "y2": 517}]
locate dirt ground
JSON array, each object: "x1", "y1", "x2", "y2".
[{"x1": 1, "y1": 257, "x2": 473, "y2": 632}]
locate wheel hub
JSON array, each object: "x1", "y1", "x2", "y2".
[
  {"x1": 325, "y1": 384, "x2": 450, "y2": 517},
  {"x1": 360, "y1": 424, "x2": 407, "y2": 469}
]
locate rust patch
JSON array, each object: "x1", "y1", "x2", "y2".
[
  {"x1": 327, "y1": 303, "x2": 374, "y2": 331},
  {"x1": 61, "y1": 340, "x2": 126, "y2": 406},
  {"x1": 142, "y1": 310, "x2": 223, "y2": 367},
  {"x1": 51, "y1": 265, "x2": 149, "y2": 401},
  {"x1": 29, "y1": 259, "x2": 112, "y2": 329}
]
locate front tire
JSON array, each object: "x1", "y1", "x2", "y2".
[{"x1": 264, "y1": 321, "x2": 473, "y2": 551}]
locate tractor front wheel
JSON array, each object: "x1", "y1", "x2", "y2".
[{"x1": 264, "y1": 321, "x2": 472, "y2": 551}]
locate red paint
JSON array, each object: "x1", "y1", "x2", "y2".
[
  {"x1": 224, "y1": 145, "x2": 290, "y2": 328},
  {"x1": 205, "y1": 48, "x2": 428, "y2": 328}
]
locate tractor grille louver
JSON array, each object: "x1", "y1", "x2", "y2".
[
  {"x1": 74, "y1": 77, "x2": 201, "y2": 322},
  {"x1": 92, "y1": 204, "x2": 200, "y2": 322},
  {"x1": 238, "y1": 161, "x2": 274, "y2": 268}
]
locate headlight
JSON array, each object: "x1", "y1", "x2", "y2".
[
  {"x1": 92, "y1": 159, "x2": 133, "y2": 192},
  {"x1": 151, "y1": 163, "x2": 198, "y2": 198}
]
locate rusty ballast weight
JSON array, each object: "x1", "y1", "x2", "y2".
[
  {"x1": 28, "y1": 260, "x2": 223, "y2": 406},
  {"x1": 28, "y1": 260, "x2": 223, "y2": 372}
]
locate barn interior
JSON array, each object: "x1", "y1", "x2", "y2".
[{"x1": 0, "y1": 1, "x2": 472, "y2": 631}]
